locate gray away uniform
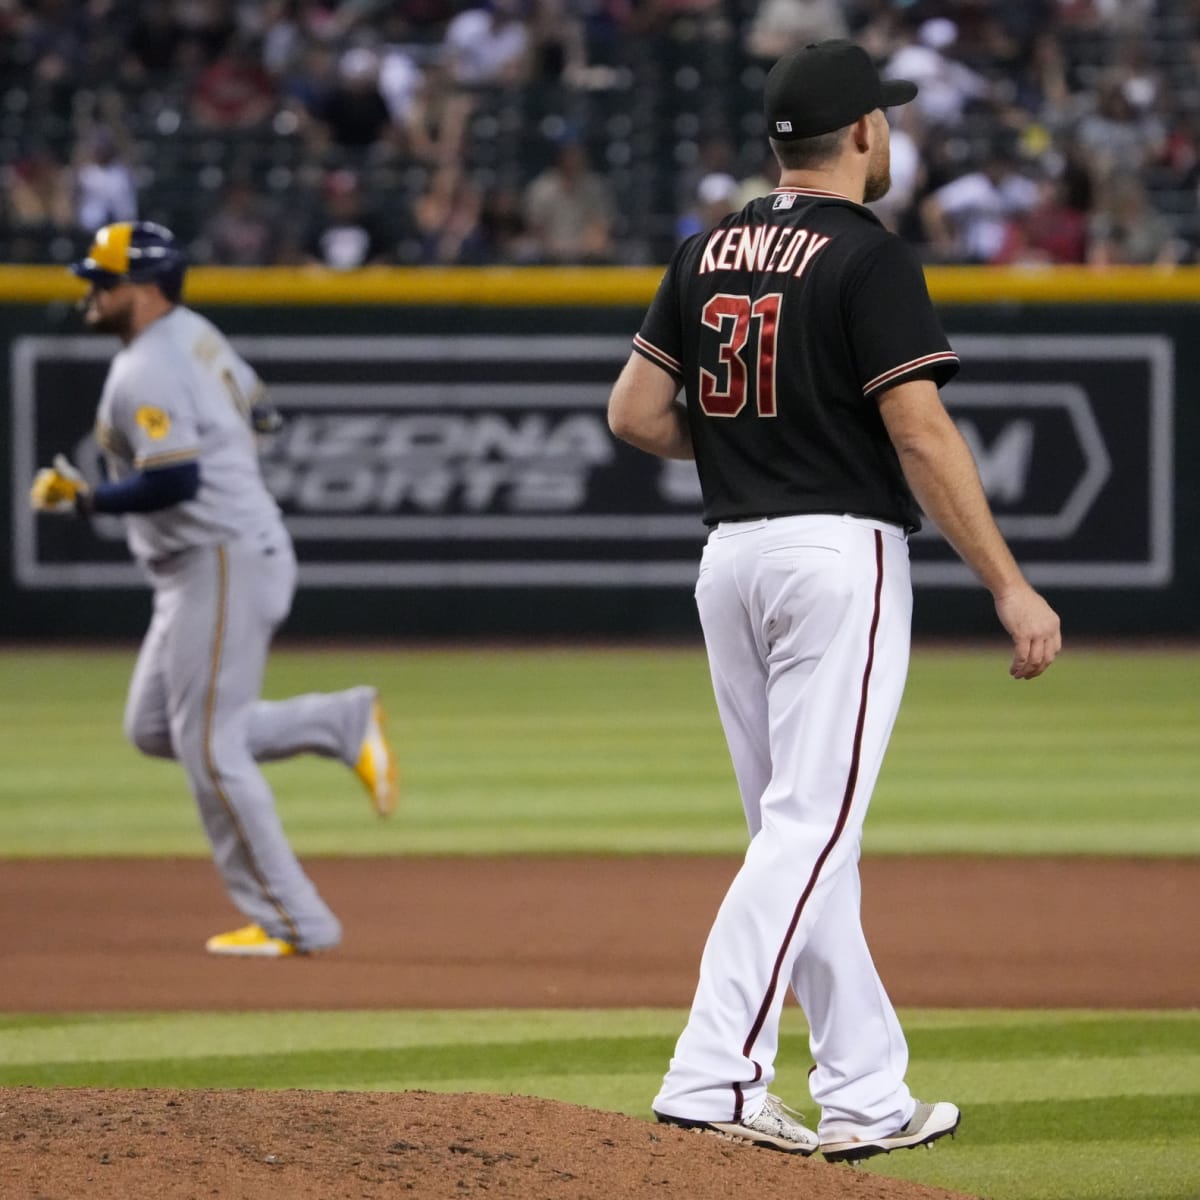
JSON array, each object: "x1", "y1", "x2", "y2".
[{"x1": 97, "y1": 305, "x2": 368, "y2": 950}]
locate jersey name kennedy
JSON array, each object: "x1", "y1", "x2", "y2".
[{"x1": 698, "y1": 225, "x2": 831, "y2": 277}]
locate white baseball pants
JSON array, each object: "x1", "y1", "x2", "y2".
[{"x1": 653, "y1": 513, "x2": 915, "y2": 1140}]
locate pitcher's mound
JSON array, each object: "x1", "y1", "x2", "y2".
[{"x1": 1, "y1": 1087, "x2": 978, "y2": 1199}]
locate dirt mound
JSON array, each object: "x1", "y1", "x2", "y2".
[{"x1": 0, "y1": 1088, "x2": 978, "y2": 1200}]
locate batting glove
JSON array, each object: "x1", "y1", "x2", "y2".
[{"x1": 30, "y1": 454, "x2": 90, "y2": 515}]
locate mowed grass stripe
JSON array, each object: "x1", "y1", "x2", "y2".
[
  {"x1": 903, "y1": 1014, "x2": 1200, "y2": 1059},
  {"x1": 0, "y1": 1009, "x2": 683, "y2": 1060},
  {"x1": 3, "y1": 1010, "x2": 1192, "y2": 1065},
  {"x1": 944, "y1": 1095, "x2": 1200, "y2": 1144},
  {"x1": 2, "y1": 1015, "x2": 1196, "y2": 1097},
  {"x1": 1, "y1": 646, "x2": 1197, "y2": 856},
  {"x1": 0, "y1": 1037, "x2": 673, "y2": 1089},
  {"x1": 897, "y1": 1054, "x2": 1196, "y2": 1102},
  {"x1": 861, "y1": 1142, "x2": 1200, "y2": 1200}
]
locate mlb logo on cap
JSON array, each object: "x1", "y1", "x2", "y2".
[{"x1": 775, "y1": 120, "x2": 793, "y2": 132}]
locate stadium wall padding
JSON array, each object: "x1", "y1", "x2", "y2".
[{"x1": 2, "y1": 266, "x2": 1197, "y2": 639}]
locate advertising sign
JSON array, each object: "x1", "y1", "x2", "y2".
[{"x1": 11, "y1": 333, "x2": 1172, "y2": 590}]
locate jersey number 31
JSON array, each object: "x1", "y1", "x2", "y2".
[{"x1": 699, "y1": 292, "x2": 781, "y2": 418}]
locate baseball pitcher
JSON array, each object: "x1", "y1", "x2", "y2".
[{"x1": 608, "y1": 41, "x2": 1060, "y2": 1161}]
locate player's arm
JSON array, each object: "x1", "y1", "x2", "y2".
[
  {"x1": 80, "y1": 459, "x2": 200, "y2": 515},
  {"x1": 878, "y1": 378, "x2": 1061, "y2": 680},
  {"x1": 607, "y1": 351, "x2": 693, "y2": 460},
  {"x1": 31, "y1": 454, "x2": 201, "y2": 516}
]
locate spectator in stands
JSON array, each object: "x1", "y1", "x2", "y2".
[
  {"x1": 673, "y1": 134, "x2": 738, "y2": 222},
  {"x1": 572, "y1": 0, "x2": 638, "y2": 70},
  {"x1": 317, "y1": 45, "x2": 401, "y2": 149},
  {"x1": 919, "y1": 145, "x2": 1039, "y2": 264},
  {"x1": 3, "y1": 142, "x2": 74, "y2": 234},
  {"x1": 23, "y1": 0, "x2": 86, "y2": 121},
  {"x1": 991, "y1": 174, "x2": 1089, "y2": 265},
  {"x1": 1107, "y1": 36, "x2": 1165, "y2": 118},
  {"x1": 280, "y1": 40, "x2": 339, "y2": 134},
  {"x1": 1086, "y1": 175, "x2": 1185, "y2": 267},
  {"x1": 744, "y1": 0, "x2": 847, "y2": 62},
  {"x1": 124, "y1": 4, "x2": 184, "y2": 79},
  {"x1": 443, "y1": 0, "x2": 533, "y2": 90},
  {"x1": 477, "y1": 183, "x2": 540, "y2": 263},
  {"x1": 1009, "y1": 29, "x2": 1077, "y2": 131},
  {"x1": 379, "y1": 0, "x2": 459, "y2": 45},
  {"x1": 195, "y1": 177, "x2": 280, "y2": 265},
  {"x1": 883, "y1": 17, "x2": 993, "y2": 132},
  {"x1": 916, "y1": 144, "x2": 1041, "y2": 264},
  {"x1": 1058, "y1": 0, "x2": 1156, "y2": 37},
  {"x1": 675, "y1": 171, "x2": 740, "y2": 241},
  {"x1": 1156, "y1": 105, "x2": 1200, "y2": 193},
  {"x1": 305, "y1": 167, "x2": 395, "y2": 267},
  {"x1": 400, "y1": 60, "x2": 474, "y2": 166},
  {"x1": 413, "y1": 163, "x2": 488, "y2": 263},
  {"x1": 735, "y1": 148, "x2": 781, "y2": 207},
  {"x1": 175, "y1": 0, "x2": 238, "y2": 62},
  {"x1": 523, "y1": 136, "x2": 615, "y2": 263},
  {"x1": 378, "y1": 42, "x2": 423, "y2": 125},
  {"x1": 258, "y1": 0, "x2": 305, "y2": 77},
  {"x1": 72, "y1": 128, "x2": 137, "y2": 233},
  {"x1": 1074, "y1": 75, "x2": 1166, "y2": 184},
  {"x1": 8, "y1": 0, "x2": 1200, "y2": 269},
  {"x1": 191, "y1": 36, "x2": 278, "y2": 129}
]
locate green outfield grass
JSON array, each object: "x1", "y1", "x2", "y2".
[
  {"x1": 0, "y1": 643, "x2": 1197, "y2": 857},
  {"x1": 2, "y1": 644, "x2": 1197, "y2": 1199},
  {"x1": 0, "y1": 1007, "x2": 1196, "y2": 1200}
]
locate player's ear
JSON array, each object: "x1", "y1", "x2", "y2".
[{"x1": 851, "y1": 114, "x2": 872, "y2": 154}]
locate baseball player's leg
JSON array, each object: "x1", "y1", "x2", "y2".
[
  {"x1": 790, "y1": 527, "x2": 914, "y2": 1138},
  {"x1": 124, "y1": 603, "x2": 374, "y2": 772},
  {"x1": 163, "y1": 539, "x2": 340, "y2": 951},
  {"x1": 246, "y1": 685, "x2": 398, "y2": 817},
  {"x1": 693, "y1": 534, "x2": 773, "y2": 837},
  {"x1": 123, "y1": 603, "x2": 175, "y2": 759},
  {"x1": 655, "y1": 516, "x2": 905, "y2": 1122},
  {"x1": 246, "y1": 688, "x2": 374, "y2": 764},
  {"x1": 791, "y1": 858, "x2": 912, "y2": 1139}
]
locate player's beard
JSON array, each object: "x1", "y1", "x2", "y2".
[
  {"x1": 863, "y1": 121, "x2": 892, "y2": 204},
  {"x1": 83, "y1": 289, "x2": 135, "y2": 339},
  {"x1": 863, "y1": 167, "x2": 892, "y2": 204}
]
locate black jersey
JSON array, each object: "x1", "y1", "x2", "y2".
[{"x1": 633, "y1": 187, "x2": 958, "y2": 531}]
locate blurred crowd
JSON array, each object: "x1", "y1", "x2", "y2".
[{"x1": 3, "y1": 0, "x2": 1200, "y2": 268}]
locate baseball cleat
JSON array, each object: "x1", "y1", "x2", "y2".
[
  {"x1": 821, "y1": 1100, "x2": 960, "y2": 1163},
  {"x1": 205, "y1": 923, "x2": 297, "y2": 957},
  {"x1": 355, "y1": 694, "x2": 399, "y2": 817},
  {"x1": 655, "y1": 1093, "x2": 819, "y2": 1155}
]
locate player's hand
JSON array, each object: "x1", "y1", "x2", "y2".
[
  {"x1": 30, "y1": 454, "x2": 90, "y2": 515},
  {"x1": 250, "y1": 401, "x2": 283, "y2": 435},
  {"x1": 994, "y1": 584, "x2": 1061, "y2": 680}
]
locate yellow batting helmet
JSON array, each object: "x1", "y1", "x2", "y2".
[{"x1": 70, "y1": 221, "x2": 188, "y2": 301}]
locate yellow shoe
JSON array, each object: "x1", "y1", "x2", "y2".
[
  {"x1": 205, "y1": 923, "x2": 297, "y2": 958},
  {"x1": 355, "y1": 695, "x2": 399, "y2": 817}
]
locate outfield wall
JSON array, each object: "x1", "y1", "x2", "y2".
[{"x1": 2, "y1": 265, "x2": 1197, "y2": 638}]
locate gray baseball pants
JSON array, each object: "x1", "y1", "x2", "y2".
[{"x1": 125, "y1": 529, "x2": 369, "y2": 951}]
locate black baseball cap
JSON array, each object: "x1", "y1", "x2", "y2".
[{"x1": 765, "y1": 40, "x2": 918, "y2": 141}]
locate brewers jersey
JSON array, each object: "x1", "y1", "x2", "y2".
[
  {"x1": 94, "y1": 306, "x2": 284, "y2": 563},
  {"x1": 633, "y1": 187, "x2": 959, "y2": 531}
]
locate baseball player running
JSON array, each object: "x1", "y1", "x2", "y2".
[
  {"x1": 30, "y1": 220, "x2": 399, "y2": 958},
  {"x1": 608, "y1": 41, "x2": 1060, "y2": 1161}
]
